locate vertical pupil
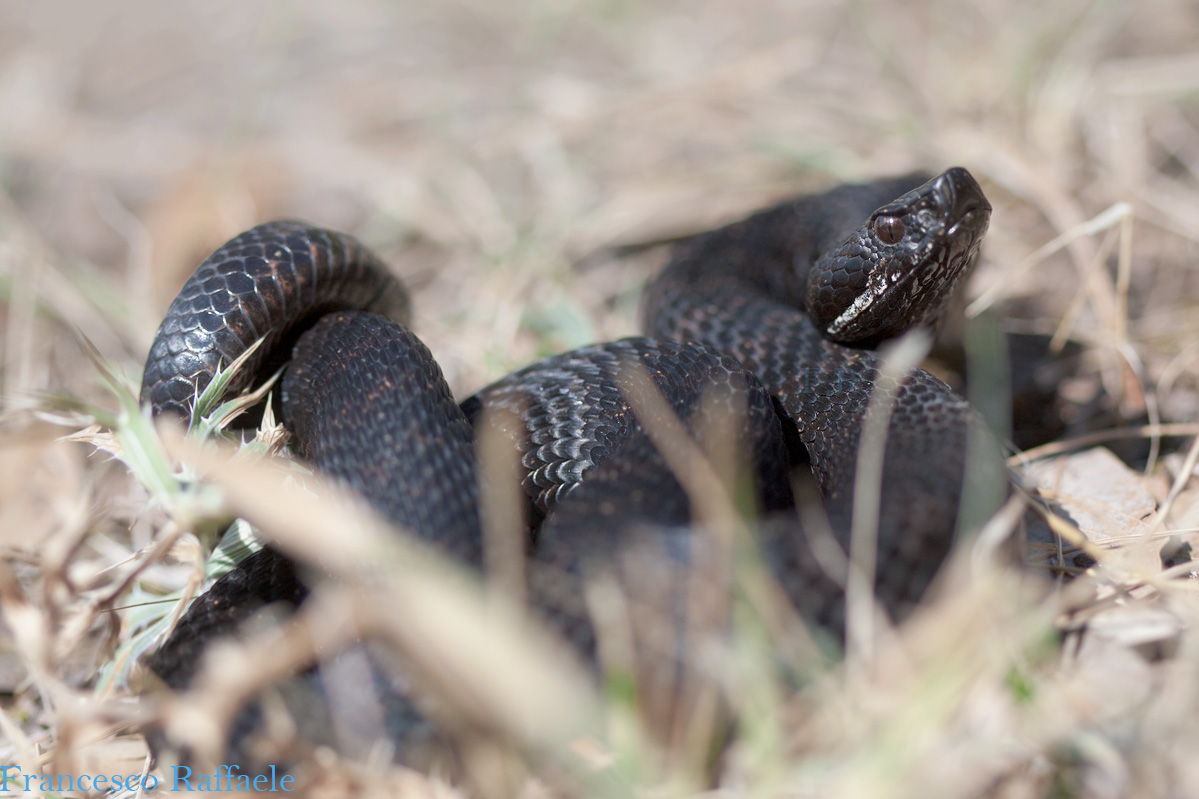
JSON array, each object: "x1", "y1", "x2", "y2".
[{"x1": 874, "y1": 216, "x2": 904, "y2": 244}]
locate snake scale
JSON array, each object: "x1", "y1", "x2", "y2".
[{"x1": 138, "y1": 167, "x2": 1007, "y2": 770}]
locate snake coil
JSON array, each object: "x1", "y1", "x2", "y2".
[{"x1": 140, "y1": 167, "x2": 1007, "y2": 771}]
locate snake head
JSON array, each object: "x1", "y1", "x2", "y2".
[{"x1": 806, "y1": 167, "x2": 991, "y2": 345}]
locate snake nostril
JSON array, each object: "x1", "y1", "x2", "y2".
[{"x1": 933, "y1": 174, "x2": 957, "y2": 213}]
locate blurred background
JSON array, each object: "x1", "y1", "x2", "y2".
[
  {"x1": 3, "y1": 0, "x2": 1199, "y2": 794},
  {"x1": 4, "y1": 0, "x2": 1197, "y2": 399}
]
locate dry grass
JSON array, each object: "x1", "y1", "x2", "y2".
[{"x1": 3, "y1": 0, "x2": 1199, "y2": 796}]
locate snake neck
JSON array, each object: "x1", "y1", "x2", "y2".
[
  {"x1": 641, "y1": 172, "x2": 937, "y2": 343},
  {"x1": 641, "y1": 169, "x2": 994, "y2": 522}
]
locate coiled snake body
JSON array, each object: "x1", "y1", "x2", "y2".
[{"x1": 140, "y1": 168, "x2": 1003, "y2": 769}]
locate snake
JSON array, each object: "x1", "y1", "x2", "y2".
[{"x1": 137, "y1": 167, "x2": 1004, "y2": 771}]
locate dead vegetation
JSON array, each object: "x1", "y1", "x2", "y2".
[{"x1": 3, "y1": 0, "x2": 1199, "y2": 796}]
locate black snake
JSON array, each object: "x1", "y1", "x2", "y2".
[{"x1": 138, "y1": 167, "x2": 1005, "y2": 770}]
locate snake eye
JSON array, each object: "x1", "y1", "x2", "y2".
[{"x1": 873, "y1": 215, "x2": 905, "y2": 245}]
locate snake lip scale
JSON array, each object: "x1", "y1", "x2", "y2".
[{"x1": 138, "y1": 166, "x2": 1006, "y2": 770}]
